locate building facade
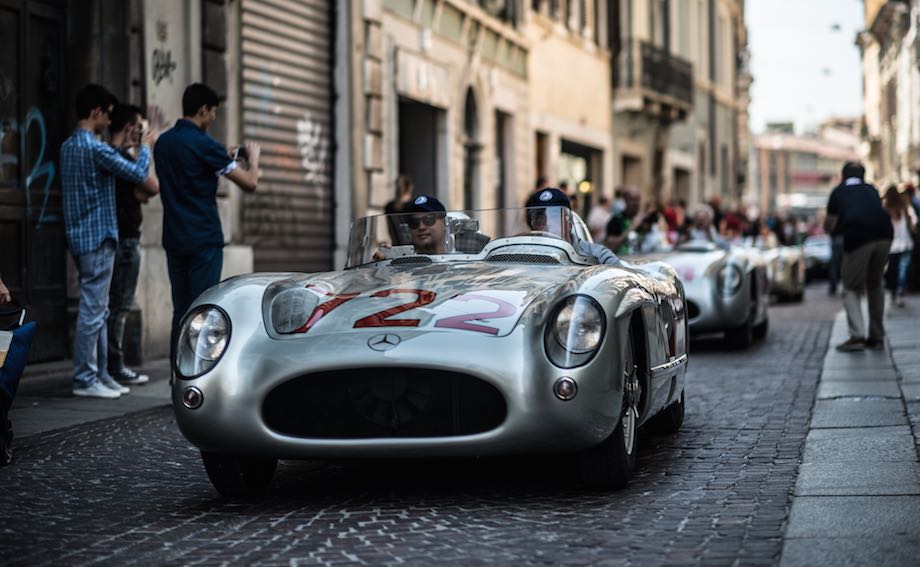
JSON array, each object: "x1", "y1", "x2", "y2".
[
  {"x1": 859, "y1": 0, "x2": 919, "y2": 185},
  {"x1": 611, "y1": 0, "x2": 749, "y2": 209},
  {"x1": 526, "y1": 0, "x2": 613, "y2": 216},
  {"x1": 750, "y1": 121, "x2": 861, "y2": 217},
  {"x1": 337, "y1": 0, "x2": 615, "y2": 239},
  {"x1": 0, "y1": 0, "x2": 336, "y2": 362}
]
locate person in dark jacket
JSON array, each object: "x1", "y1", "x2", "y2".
[
  {"x1": 824, "y1": 162, "x2": 893, "y2": 351},
  {"x1": 154, "y1": 84, "x2": 261, "y2": 378}
]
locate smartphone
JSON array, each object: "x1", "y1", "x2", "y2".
[{"x1": 233, "y1": 146, "x2": 248, "y2": 161}]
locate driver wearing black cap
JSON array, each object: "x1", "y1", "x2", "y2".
[
  {"x1": 525, "y1": 188, "x2": 621, "y2": 265},
  {"x1": 404, "y1": 195, "x2": 448, "y2": 254}
]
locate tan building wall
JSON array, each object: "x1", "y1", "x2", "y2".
[
  {"x1": 611, "y1": 0, "x2": 748, "y2": 210},
  {"x1": 526, "y1": 4, "x2": 613, "y2": 203},
  {"x1": 345, "y1": 0, "x2": 532, "y2": 236}
]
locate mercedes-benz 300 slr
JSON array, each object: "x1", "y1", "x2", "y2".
[
  {"x1": 172, "y1": 206, "x2": 689, "y2": 495},
  {"x1": 633, "y1": 240, "x2": 770, "y2": 348}
]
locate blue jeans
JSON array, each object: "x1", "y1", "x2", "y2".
[
  {"x1": 885, "y1": 251, "x2": 912, "y2": 295},
  {"x1": 73, "y1": 240, "x2": 116, "y2": 387},
  {"x1": 107, "y1": 238, "x2": 141, "y2": 373},
  {"x1": 166, "y1": 247, "x2": 223, "y2": 372}
]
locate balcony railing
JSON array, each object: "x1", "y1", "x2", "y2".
[{"x1": 614, "y1": 39, "x2": 694, "y2": 120}]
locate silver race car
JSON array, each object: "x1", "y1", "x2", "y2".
[
  {"x1": 761, "y1": 245, "x2": 805, "y2": 302},
  {"x1": 172, "y1": 206, "x2": 689, "y2": 495},
  {"x1": 633, "y1": 240, "x2": 770, "y2": 348}
]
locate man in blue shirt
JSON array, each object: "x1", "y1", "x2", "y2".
[
  {"x1": 154, "y1": 84, "x2": 260, "y2": 376},
  {"x1": 61, "y1": 84, "x2": 153, "y2": 399}
]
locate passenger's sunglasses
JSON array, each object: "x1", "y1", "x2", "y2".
[{"x1": 407, "y1": 214, "x2": 439, "y2": 229}]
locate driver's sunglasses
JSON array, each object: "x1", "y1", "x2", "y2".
[{"x1": 407, "y1": 214, "x2": 439, "y2": 229}]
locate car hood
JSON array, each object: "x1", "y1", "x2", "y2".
[
  {"x1": 631, "y1": 250, "x2": 726, "y2": 285},
  {"x1": 264, "y1": 261, "x2": 583, "y2": 337}
]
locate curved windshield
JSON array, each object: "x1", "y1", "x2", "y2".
[{"x1": 346, "y1": 207, "x2": 579, "y2": 267}]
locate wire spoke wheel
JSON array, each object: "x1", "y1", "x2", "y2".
[{"x1": 576, "y1": 325, "x2": 640, "y2": 489}]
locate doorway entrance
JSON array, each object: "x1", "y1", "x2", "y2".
[
  {"x1": 0, "y1": 0, "x2": 68, "y2": 361},
  {"x1": 398, "y1": 98, "x2": 443, "y2": 199}
]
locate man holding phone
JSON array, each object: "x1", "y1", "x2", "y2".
[
  {"x1": 154, "y1": 83, "x2": 261, "y2": 378},
  {"x1": 106, "y1": 104, "x2": 159, "y2": 387}
]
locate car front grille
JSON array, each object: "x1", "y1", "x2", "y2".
[{"x1": 262, "y1": 368, "x2": 507, "y2": 439}]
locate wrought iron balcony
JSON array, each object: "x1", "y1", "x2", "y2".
[{"x1": 614, "y1": 39, "x2": 694, "y2": 122}]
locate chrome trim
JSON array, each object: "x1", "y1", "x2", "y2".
[{"x1": 650, "y1": 354, "x2": 688, "y2": 379}]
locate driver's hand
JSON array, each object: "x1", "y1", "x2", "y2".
[{"x1": 372, "y1": 245, "x2": 392, "y2": 261}]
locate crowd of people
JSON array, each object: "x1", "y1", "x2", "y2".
[
  {"x1": 580, "y1": 187, "x2": 826, "y2": 255},
  {"x1": 51, "y1": 82, "x2": 261, "y2": 400}
]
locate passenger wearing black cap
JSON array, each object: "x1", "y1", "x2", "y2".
[
  {"x1": 404, "y1": 195, "x2": 448, "y2": 254},
  {"x1": 525, "y1": 188, "x2": 621, "y2": 265}
]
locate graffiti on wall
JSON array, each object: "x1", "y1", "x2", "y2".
[
  {"x1": 0, "y1": 107, "x2": 60, "y2": 226},
  {"x1": 150, "y1": 20, "x2": 176, "y2": 86},
  {"x1": 151, "y1": 48, "x2": 177, "y2": 86},
  {"x1": 296, "y1": 112, "x2": 330, "y2": 187}
]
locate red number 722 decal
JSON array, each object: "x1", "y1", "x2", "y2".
[
  {"x1": 291, "y1": 288, "x2": 515, "y2": 334},
  {"x1": 434, "y1": 293, "x2": 516, "y2": 335},
  {"x1": 354, "y1": 289, "x2": 436, "y2": 328}
]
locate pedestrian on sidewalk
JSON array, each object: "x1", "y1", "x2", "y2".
[
  {"x1": 61, "y1": 84, "x2": 153, "y2": 399},
  {"x1": 154, "y1": 83, "x2": 261, "y2": 377},
  {"x1": 106, "y1": 104, "x2": 159, "y2": 386},
  {"x1": 883, "y1": 185, "x2": 916, "y2": 307},
  {"x1": 824, "y1": 162, "x2": 893, "y2": 352}
]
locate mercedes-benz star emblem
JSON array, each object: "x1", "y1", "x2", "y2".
[{"x1": 368, "y1": 334, "x2": 401, "y2": 351}]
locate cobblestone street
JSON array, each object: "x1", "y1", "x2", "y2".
[{"x1": 0, "y1": 291, "x2": 841, "y2": 565}]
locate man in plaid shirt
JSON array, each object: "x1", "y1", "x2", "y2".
[{"x1": 61, "y1": 84, "x2": 153, "y2": 399}]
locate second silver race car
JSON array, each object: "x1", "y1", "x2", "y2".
[{"x1": 633, "y1": 240, "x2": 770, "y2": 348}]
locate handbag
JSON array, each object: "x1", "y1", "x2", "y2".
[{"x1": 0, "y1": 304, "x2": 36, "y2": 412}]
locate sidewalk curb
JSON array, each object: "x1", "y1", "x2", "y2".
[
  {"x1": 780, "y1": 298, "x2": 920, "y2": 566},
  {"x1": 10, "y1": 357, "x2": 173, "y2": 439}
]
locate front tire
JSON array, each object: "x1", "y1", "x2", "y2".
[
  {"x1": 201, "y1": 452, "x2": 277, "y2": 497},
  {"x1": 577, "y1": 331, "x2": 640, "y2": 489},
  {"x1": 725, "y1": 313, "x2": 754, "y2": 349},
  {"x1": 753, "y1": 314, "x2": 769, "y2": 340}
]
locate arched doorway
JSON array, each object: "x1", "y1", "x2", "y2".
[{"x1": 462, "y1": 88, "x2": 481, "y2": 211}]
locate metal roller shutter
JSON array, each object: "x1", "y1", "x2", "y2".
[{"x1": 240, "y1": 0, "x2": 334, "y2": 272}]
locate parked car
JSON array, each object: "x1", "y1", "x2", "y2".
[
  {"x1": 172, "y1": 207, "x2": 689, "y2": 496},
  {"x1": 803, "y1": 234, "x2": 832, "y2": 282},
  {"x1": 632, "y1": 240, "x2": 771, "y2": 348}
]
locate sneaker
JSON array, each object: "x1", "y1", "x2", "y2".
[
  {"x1": 100, "y1": 376, "x2": 130, "y2": 395},
  {"x1": 112, "y1": 367, "x2": 149, "y2": 385},
  {"x1": 835, "y1": 337, "x2": 866, "y2": 352},
  {"x1": 865, "y1": 337, "x2": 885, "y2": 350},
  {"x1": 73, "y1": 381, "x2": 121, "y2": 399},
  {"x1": 896, "y1": 295, "x2": 906, "y2": 308}
]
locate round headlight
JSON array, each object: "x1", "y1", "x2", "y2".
[
  {"x1": 177, "y1": 305, "x2": 230, "y2": 378},
  {"x1": 717, "y1": 265, "x2": 743, "y2": 296},
  {"x1": 553, "y1": 295, "x2": 604, "y2": 354}
]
